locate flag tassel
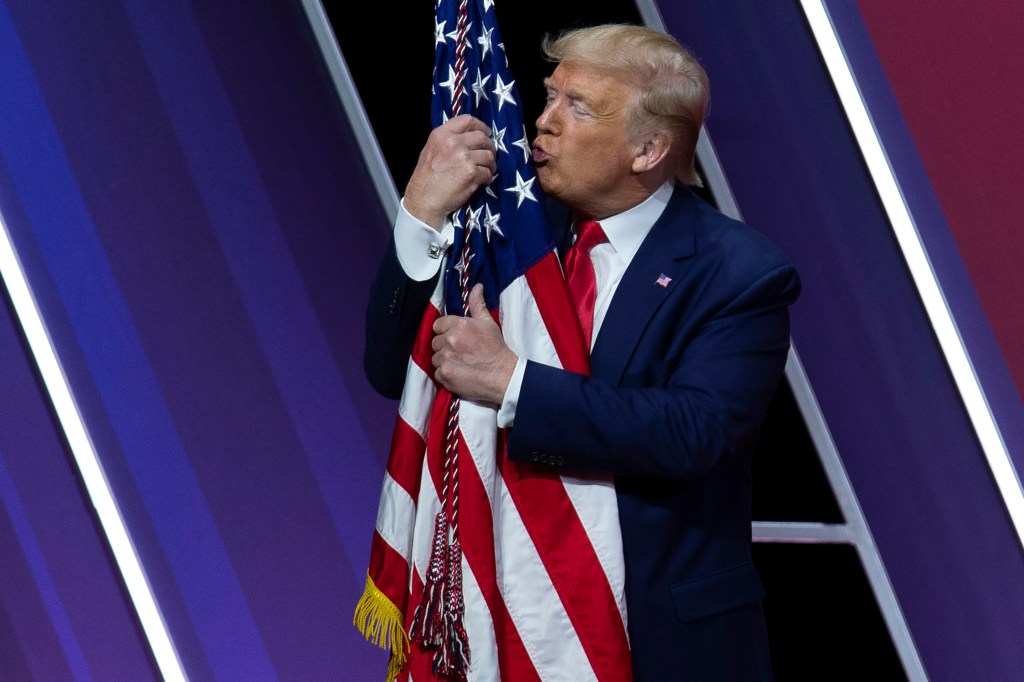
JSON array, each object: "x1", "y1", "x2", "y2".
[
  {"x1": 436, "y1": 541, "x2": 471, "y2": 677},
  {"x1": 410, "y1": 508, "x2": 472, "y2": 679},
  {"x1": 410, "y1": 511, "x2": 449, "y2": 646},
  {"x1": 353, "y1": 573, "x2": 409, "y2": 682}
]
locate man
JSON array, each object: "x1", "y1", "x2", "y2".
[{"x1": 365, "y1": 23, "x2": 800, "y2": 681}]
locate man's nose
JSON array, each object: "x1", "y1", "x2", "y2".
[{"x1": 535, "y1": 103, "x2": 559, "y2": 135}]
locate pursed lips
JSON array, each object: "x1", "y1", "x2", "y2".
[{"x1": 531, "y1": 142, "x2": 550, "y2": 163}]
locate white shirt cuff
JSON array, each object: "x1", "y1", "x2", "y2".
[
  {"x1": 394, "y1": 198, "x2": 455, "y2": 281},
  {"x1": 496, "y1": 357, "x2": 527, "y2": 428}
]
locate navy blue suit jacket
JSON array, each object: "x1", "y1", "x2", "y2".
[{"x1": 364, "y1": 185, "x2": 800, "y2": 681}]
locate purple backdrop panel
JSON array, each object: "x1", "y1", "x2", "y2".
[
  {"x1": 656, "y1": 2, "x2": 1024, "y2": 678},
  {"x1": 837, "y1": 0, "x2": 1024, "y2": 504},
  {"x1": 0, "y1": 289, "x2": 156, "y2": 679},
  {"x1": 1, "y1": 0, "x2": 393, "y2": 679},
  {"x1": 856, "y1": 1, "x2": 1024, "y2": 403}
]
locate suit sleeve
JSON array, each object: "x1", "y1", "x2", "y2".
[
  {"x1": 506, "y1": 262, "x2": 800, "y2": 481},
  {"x1": 363, "y1": 238, "x2": 440, "y2": 399}
]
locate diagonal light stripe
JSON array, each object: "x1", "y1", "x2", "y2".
[
  {"x1": 0, "y1": 214, "x2": 186, "y2": 682},
  {"x1": 800, "y1": 0, "x2": 1024, "y2": 549},
  {"x1": 299, "y1": 0, "x2": 400, "y2": 225}
]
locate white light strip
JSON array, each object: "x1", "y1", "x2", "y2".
[
  {"x1": 0, "y1": 216, "x2": 187, "y2": 681},
  {"x1": 695, "y1": 129, "x2": 743, "y2": 220},
  {"x1": 752, "y1": 521, "x2": 855, "y2": 544},
  {"x1": 800, "y1": 0, "x2": 1024, "y2": 547},
  {"x1": 300, "y1": 0, "x2": 400, "y2": 225}
]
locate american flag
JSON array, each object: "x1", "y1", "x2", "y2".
[{"x1": 354, "y1": 1, "x2": 632, "y2": 680}]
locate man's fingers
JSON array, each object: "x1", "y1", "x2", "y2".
[
  {"x1": 433, "y1": 316, "x2": 454, "y2": 335},
  {"x1": 442, "y1": 128, "x2": 493, "y2": 156},
  {"x1": 469, "y1": 151, "x2": 497, "y2": 178},
  {"x1": 467, "y1": 148, "x2": 497, "y2": 169},
  {"x1": 455, "y1": 160, "x2": 495, "y2": 193},
  {"x1": 446, "y1": 113, "x2": 490, "y2": 135},
  {"x1": 459, "y1": 127, "x2": 496, "y2": 150}
]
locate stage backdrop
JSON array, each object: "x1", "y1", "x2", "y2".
[{"x1": 2, "y1": 1, "x2": 1024, "y2": 680}]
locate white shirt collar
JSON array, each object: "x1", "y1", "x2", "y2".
[{"x1": 590, "y1": 181, "x2": 674, "y2": 266}]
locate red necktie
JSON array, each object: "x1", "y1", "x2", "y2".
[{"x1": 563, "y1": 220, "x2": 608, "y2": 348}]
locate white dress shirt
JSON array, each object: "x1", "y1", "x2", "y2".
[
  {"x1": 392, "y1": 182, "x2": 675, "y2": 427},
  {"x1": 393, "y1": 198, "x2": 455, "y2": 281}
]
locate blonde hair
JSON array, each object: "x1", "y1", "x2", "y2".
[{"x1": 542, "y1": 24, "x2": 709, "y2": 186}]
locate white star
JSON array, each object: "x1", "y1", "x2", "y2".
[
  {"x1": 512, "y1": 126, "x2": 531, "y2": 163},
  {"x1": 435, "y1": 19, "x2": 446, "y2": 46},
  {"x1": 472, "y1": 69, "x2": 490, "y2": 107},
  {"x1": 492, "y1": 74, "x2": 516, "y2": 112},
  {"x1": 483, "y1": 204, "x2": 504, "y2": 242},
  {"x1": 465, "y1": 205, "x2": 483, "y2": 233},
  {"x1": 477, "y1": 26, "x2": 494, "y2": 60},
  {"x1": 483, "y1": 0, "x2": 495, "y2": 10},
  {"x1": 491, "y1": 122, "x2": 507, "y2": 155},
  {"x1": 453, "y1": 249, "x2": 474, "y2": 277},
  {"x1": 450, "y1": 210, "x2": 462, "y2": 229},
  {"x1": 445, "y1": 27, "x2": 462, "y2": 44},
  {"x1": 485, "y1": 172, "x2": 499, "y2": 198},
  {"x1": 505, "y1": 171, "x2": 537, "y2": 208},
  {"x1": 438, "y1": 65, "x2": 459, "y2": 104}
]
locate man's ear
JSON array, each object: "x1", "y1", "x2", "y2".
[{"x1": 631, "y1": 131, "x2": 672, "y2": 174}]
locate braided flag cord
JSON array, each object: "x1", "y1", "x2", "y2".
[{"x1": 354, "y1": 1, "x2": 633, "y2": 680}]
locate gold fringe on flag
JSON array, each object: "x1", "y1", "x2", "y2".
[{"x1": 353, "y1": 573, "x2": 409, "y2": 682}]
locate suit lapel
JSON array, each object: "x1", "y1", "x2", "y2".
[{"x1": 590, "y1": 185, "x2": 699, "y2": 384}]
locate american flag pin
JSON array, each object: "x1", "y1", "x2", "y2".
[{"x1": 656, "y1": 273, "x2": 672, "y2": 287}]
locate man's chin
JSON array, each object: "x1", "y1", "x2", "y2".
[{"x1": 535, "y1": 167, "x2": 555, "y2": 194}]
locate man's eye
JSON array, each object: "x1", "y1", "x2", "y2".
[{"x1": 571, "y1": 102, "x2": 591, "y2": 117}]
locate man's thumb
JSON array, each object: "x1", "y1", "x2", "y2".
[{"x1": 469, "y1": 283, "x2": 490, "y2": 320}]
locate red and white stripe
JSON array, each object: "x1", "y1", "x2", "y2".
[{"x1": 369, "y1": 251, "x2": 632, "y2": 681}]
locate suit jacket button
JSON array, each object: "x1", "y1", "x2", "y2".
[{"x1": 388, "y1": 286, "x2": 400, "y2": 316}]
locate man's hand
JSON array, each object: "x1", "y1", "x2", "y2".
[
  {"x1": 404, "y1": 115, "x2": 497, "y2": 230},
  {"x1": 432, "y1": 284, "x2": 517, "y2": 407}
]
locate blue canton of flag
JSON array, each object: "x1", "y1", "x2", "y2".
[{"x1": 432, "y1": 0, "x2": 554, "y2": 315}]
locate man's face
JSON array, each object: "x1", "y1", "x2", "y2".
[{"x1": 532, "y1": 62, "x2": 640, "y2": 218}]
